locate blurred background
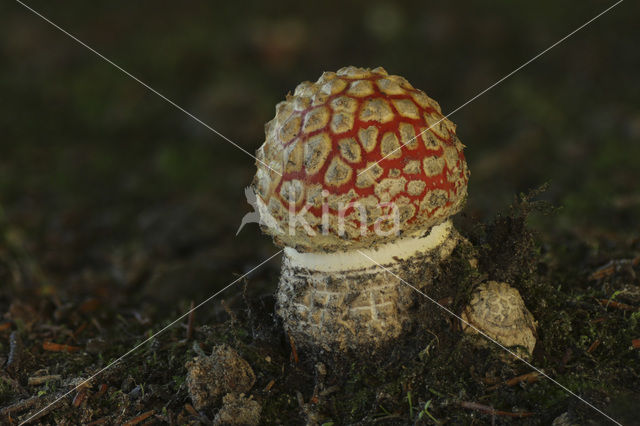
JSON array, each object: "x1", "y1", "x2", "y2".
[{"x1": 1, "y1": 0, "x2": 638, "y2": 307}]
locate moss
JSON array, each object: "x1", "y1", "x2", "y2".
[
  {"x1": 260, "y1": 392, "x2": 302, "y2": 424},
  {"x1": 0, "y1": 378, "x2": 14, "y2": 406}
]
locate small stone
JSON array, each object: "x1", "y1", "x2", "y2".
[
  {"x1": 213, "y1": 393, "x2": 261, "y2": 426},
  {"x1": 128, "y1": 385, "x2": 142, "y2": 400},
  {"x1": 185, "y1": 344, "x2": 256, "y2": 410}
]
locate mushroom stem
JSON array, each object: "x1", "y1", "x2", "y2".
[{"x1": 276, "y1": 220, "x2": 461, "y2": 352}]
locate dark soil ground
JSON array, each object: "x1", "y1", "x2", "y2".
[{"x1": 1, "y1": 0, "x2": 639, "y2": 424}]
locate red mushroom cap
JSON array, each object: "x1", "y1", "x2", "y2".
[{"x1": 254, "y1": 66, "x2": 469, "y2": 252}]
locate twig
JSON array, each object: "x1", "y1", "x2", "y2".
[
  {"x1": 506, "y1": 371, "x2": 541, "y2": 386},
  {"x1": 264, "y1": 379, "x2": 275, "y2": 391},
  {"x1": 0, "y1": 396, "x2": 38, "y2": 416},
  {"x1": 16, "y1": 391, "x2": 69, "y2": 423},
  {"x1": 589, "y1": 256, "x2": 640, "y2": 280},
  {"x1": 72, "y1": 388, "x2": 88, "y2": 407},
  {"x1": 458, "y1": 401, "x2": 535, "y2": 418},
  {"x1": 587, "y1": 339, "x2": 601, "y2": 354},
  {"x1": 123, "y1": 410, "x2": 155, "y2": 426},
  {"x1": 95, "y1": 383, "x2": 108, "y2": 399},
  {"x1": 373, "y1": 414, "x2": 401, "y2": 423},
  {"x1": 66, "y1": 321, "x2": 88, "y2": 344},
  {"x1": 28, "y1": 374, "x2": 62, "y2": 386},
  {"x1": 487, "y1": 371, "x2": 541, "y2": 390},
  {"x1": 597, "y1": 299, "x2": 638, "y2": 312},
  {"x1": 220, "y1": 299, "x2": 237, "y2": 324},
  {"x1": 289, "y1": 334, "x2": 299, "y2": 364},
  {"x1": 186, "y1": 301, "x2": 195, "y2": 341},
  {"x1": 86, "y1": 418, "x2": 109, "y2": 425},
  {"x1": 7, "y1": 331, "x2": 22, "y2": 371},
  {"x1": 184, "y1": 403, "x2": 199, "y2": 417},
  {"x1": 42, "y1": 341, "x2": 81, "y2": 352}
]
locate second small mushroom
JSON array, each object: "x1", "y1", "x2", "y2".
[{"x1": 461, "y1": 281, "x2": 537, "y2": 359}]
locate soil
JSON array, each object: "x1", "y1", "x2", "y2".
[
  {"x1": 1, "y1": 0, "x2": 639, "y2": 424},
  {"x1": 1, "y1": 190, "x2": 638, "y2": 425}
]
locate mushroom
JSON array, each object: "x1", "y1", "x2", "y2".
[
  {"x1": 461, "y1": 281, "x2": 537, "y2": 359},
  {"x1": 253, "y1": 66, "x2": 469, "y2": 352}
]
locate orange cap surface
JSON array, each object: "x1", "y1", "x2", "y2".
[{"x1": 254, "y1": 66, "x2": 469, "y2": 252}]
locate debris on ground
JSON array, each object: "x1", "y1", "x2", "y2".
[
  {"x1": 185, "y1": 344, "x2": 256, "y2": 410},
  {"x1": 213, "y1": 393, "x2": 261, "y2": 426}
]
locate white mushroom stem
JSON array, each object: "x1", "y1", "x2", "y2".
[
  {"x1": 276, "y1": 220, "x2": 461, "y2": 352},
  {"x1": 284, "y1": 220, "x2": 453, "y2": 272}
]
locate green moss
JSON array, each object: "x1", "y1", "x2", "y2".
[{"x1": 0, "y1": 378, "x2": 13, "y2": 405}]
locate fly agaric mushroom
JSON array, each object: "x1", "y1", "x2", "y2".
[
  {"x1": 461, "y1": 281, "x2": 537, "y2": 359},
  {"x1": 253, "y1": 66, "x2": 469, "y2": 352}
]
